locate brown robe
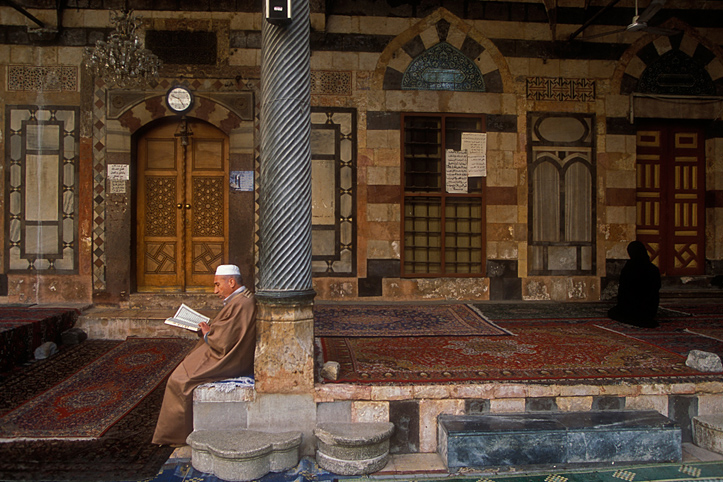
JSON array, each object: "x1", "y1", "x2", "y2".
[{"x1": 152, "y1": 289, "x2": 256, "y2": 445}]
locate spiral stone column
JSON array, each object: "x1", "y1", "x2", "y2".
[{"x1": 254, "y1": 0, "x2": 315, "y2": 396}]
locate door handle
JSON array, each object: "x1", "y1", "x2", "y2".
[
  {"x1": 177, "y1": 203, "x2": 183, "y2": 209},
  {"x1": 185, "y1": 204, "x2": 192, "y2": 209}
]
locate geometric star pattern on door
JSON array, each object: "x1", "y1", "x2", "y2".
[{"x1": 145, "y1": 242, "x2": 176, "y2": 274}]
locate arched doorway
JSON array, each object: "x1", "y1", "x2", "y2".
[{"x1": 134, "y1": 117, "x2": 229, "y2": 292}]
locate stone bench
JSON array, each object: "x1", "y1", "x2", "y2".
[
  {"x1": 314, "y1": 422, "x2": 394, "y2": 475},
  {"x1": 693, "y1": 414, "x2": 723, "y2": 454},
  {"x1": 187, "y1": 429, "x2": 302, "y2": 482},
  {"x1": 438, "y1": 411, "x2": 681, "y2": 470}
]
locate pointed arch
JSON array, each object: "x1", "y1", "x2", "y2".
[{"x1": 373, "y1": 7, "x2": 511, "y2": 93}]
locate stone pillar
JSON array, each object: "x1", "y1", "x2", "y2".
[{"x1": 255, "y1": 0, "x2": 315, "y2": 394}]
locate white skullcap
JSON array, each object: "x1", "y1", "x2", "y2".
[{"x1": 215, "y1": 264, "x2": 241, "y2": 276}]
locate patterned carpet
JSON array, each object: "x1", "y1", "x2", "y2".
[
  {"x1": 0, "y1": 338, "x2": 195, "y2": 481},
  {"x1": 318, "y1": 323, "x2": 699, "y2": 383},
  {"x1": 0, "y1": 337, "x2": 193, "y2": 439},
  {"x1": 314, "y1": 304, "x2": 510, "y2": 337}
]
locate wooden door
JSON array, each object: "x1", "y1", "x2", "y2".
[
  {"x1": 636, "y1": 124, "x2": 705, "y2": 275},
  {"x1": 136, "y1": 119, "x2": 229, "y2": 291}
]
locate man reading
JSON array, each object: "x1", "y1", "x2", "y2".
[{"x1": 152, "y1": 264, "x2": 256, "y2": 446}]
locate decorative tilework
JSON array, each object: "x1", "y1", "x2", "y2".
[
  {"x1": 526, "y1": 77, "x2": 596, "y2": 102},
  {"x1": 7, "y1": 66, "x2": 78, "y2": 92},
  {"x1": 311, "y1": 71, "x2": 352, "y2": 96},
  {"x1": 91, "y1": 83, "x2": 108, "y2": 290}
]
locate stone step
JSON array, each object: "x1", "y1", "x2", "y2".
[
  {"x1": 438, "y1": 411, "x2": 681, "y2": 470},
  {"x1": 187, "y1": 429, "x2": 302, "y2": 482},
  {"x1": 314, "y1": 422, "x2": 394, "y2": 475},
  {"x1": 693, "y1": 415, "x2": 723, "y2": 454}
]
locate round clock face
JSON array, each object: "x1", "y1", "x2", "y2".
[{"x1": 166, "y1": 87, "x2": 193, "y2": 113}]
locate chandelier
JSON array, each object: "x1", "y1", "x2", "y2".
[{"x1": 84, "y1": 10, "x2": 161, "y2": 88}]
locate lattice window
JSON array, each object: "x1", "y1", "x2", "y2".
[
  {"x1": 310, "y1": 108, "x2": 357, "y2": 276},
  {"x1": 402, "y1": 114, "x2": 486, "y2": 276},
  {"x1": 5, "y1": 106, "x2": 79, "y2": 272},
  {"x1": 527, "y1": 113, "x2": 595, "y2": 275}
]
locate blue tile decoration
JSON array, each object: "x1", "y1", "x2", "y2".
[{"x1": 402, "y1": 42, "x2": 485, "y2": 92}]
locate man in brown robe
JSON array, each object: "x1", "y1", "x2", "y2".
[{"x1": 152, "y1": 264, "x2": 256, "y2": 445}]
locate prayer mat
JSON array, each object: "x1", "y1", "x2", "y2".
[
  {"x1": 0, "y1": 337, "x2": 194, "y2": 440},
  {"x1": 686, "y1": 327, "x2": 723, "y2": 342},
  {"x1": 0, "y1": 339, "x2": 193, "y2": 481},
  {"x1": 341, "y1": 461, "x2": 723, "y2": 482},
  {"x1": 142, "y1": 456, "x2": 337, "y2": 482},
  {"x1": 317, "y1": 323, "x2": 701, "y2": 383},
  {"x1": 314, "y1": 303, "x2": 511, "y2": 337}
]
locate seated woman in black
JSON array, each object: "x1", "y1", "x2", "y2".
[{"x1": 607, "y1": 240, "x2": 661, "y2": 328}]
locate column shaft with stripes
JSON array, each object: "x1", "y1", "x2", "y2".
[
  {"x1": 254, "y1": 0, "x2": 315, "y2": 395},
  {"x1": 258, "y1": 0, "x2": 313, "y2": 298}
]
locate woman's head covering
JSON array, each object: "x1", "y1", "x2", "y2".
[{"x1": 627, "y1": 240, "x2": 650, "y2": 262}]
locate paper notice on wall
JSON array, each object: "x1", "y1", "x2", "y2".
[
  {"x1": 461, "y1": 132, "x2": 487, "y2": 177},
  {"x1": 107, "y1": 164, "x2": 130, "y2": 181},
  {"x1": 446, "y1": 149, "x2": 468, "y2": 193}
]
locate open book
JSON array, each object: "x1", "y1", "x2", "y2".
[{"x1": 165, "y1": 303, "x2": 210, "y2": 332}]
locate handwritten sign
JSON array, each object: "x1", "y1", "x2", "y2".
[
  {"x1": 107, "y1": 164, "x2": 129, "y2": 181},
  {"x1": 446, "y1": 149, "x2": 468, "y2": 193},
  {"x1": 109, "y1": 179, "x2": 126, "y2": 194},
  {"x1": 461, "y1": 132, "x2": 487, "y2": 177}
]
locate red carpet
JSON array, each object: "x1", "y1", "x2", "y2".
[
  {"x1": 318, "y1": 323, "x2": 699, "y2": 383},
  {"x1": 314, "y1": 303, "x2": 510, "y2": 337},
  {"x1": 0, "y1": 337, "x2": 193, "y2": 439}
]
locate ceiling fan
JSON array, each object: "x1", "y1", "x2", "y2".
[{"x1": 579, "y1": 0, "x2": 678, "y2": 40}]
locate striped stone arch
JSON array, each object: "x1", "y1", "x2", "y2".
[
  {"x1": 116, "y1": 95, "x2": 243, "y2": 134},
  {"x1": 612, "y1": 22, "x2": 723, "y2": 96},
  {"x1": 373, "y1": 7, "x2": 510, "y2": 93}
]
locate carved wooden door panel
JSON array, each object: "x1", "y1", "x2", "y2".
[
  {"x1": 136, "y1": 119, "x2": 228, "y2": 291},
  {"x1": 636, "y1": 124, "x2": 705, "y2": 276}
]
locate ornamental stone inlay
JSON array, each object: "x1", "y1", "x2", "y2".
[
  {"x1": 527, "y1": 77, "x2": 596, "y2": 102},
  {"x1": 7, "y1": 66, "x2": 78, "y2": 92}
]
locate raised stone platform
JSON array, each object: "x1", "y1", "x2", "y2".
[
  {"x1": 186, "y1": 429, "x2": 302, "y2": 482},
  {"x1": 438, "y1": 411, "x2": 682, "y2": 469},
  {"x1": 314, "y1": 422, "x2": 394, "y2": 475}
]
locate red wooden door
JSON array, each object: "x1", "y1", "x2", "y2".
[{"x1": 636, "y1": 124, "x2": 705, "y2": 275}]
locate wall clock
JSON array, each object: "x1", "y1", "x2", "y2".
[{"x1": 166, "y1": 86, "x2": 194, "y2": 114}]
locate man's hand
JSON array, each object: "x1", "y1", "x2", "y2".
[{"x1": 199, "y1": 321, "x2": 210, "y2": 336}]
